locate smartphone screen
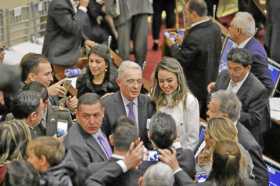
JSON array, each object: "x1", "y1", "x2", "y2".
[
  {"x1": 144, "y1": 150, "x2": 160, "y2": 161},
  {"x1": 57, "y1": 120, "x2": 68, "y2": 137}
]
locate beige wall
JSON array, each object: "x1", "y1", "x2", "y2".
[{"x1": 0, "y1": 0, "x2": 40, "y2": 9}]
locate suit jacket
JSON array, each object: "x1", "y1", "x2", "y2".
[
  {"x1": 265, "y1": 0, "x2": 280, "y2": 63},
  {"x1": 169, "y1": 19, "x2": 222, "y2": 115},
  {"x1": 215, "y1": 70, "x2": 271, "y2": 144},
  {"x1": 42, "y1": 0, "x2": 89, "y2": 66},
  {"x1": 64, "y1": 124, "x2": 108, "y2": 168},
  {"x1": 105, "y1": 0, "x2": 153, "y2": 26},
  {"x1": 236, "y1": 122, "x2": 268, "y2": 185},
  {"x1": 244, "y1": 37, "x2": 274, "y2": 94},
  {"x1": 174, "y1": 170, "x2": 257, "y2": 186},
  {"x1": 85, "y1": 157, "x2": 139, "y2": 186},
  {"x1": 102, "y1": 92, "x2": 155, "y2": 149}
]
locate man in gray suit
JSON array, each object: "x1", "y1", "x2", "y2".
[
  {"x1": 105, "y1": 0, "x2": 153, "y2": 66},
  {"x1": 207, "y1": 90, "x2": 268, "y2": 185},
  {"x1": 64, "y1": 93, "x2": 113, "y2": 168},
  {"x1": 102, "y1": 61, "x2": 155, "y2": 149},
  {"x1": 85, "y1": 117, "x2": 142, "y2": 186},
  {"x1": 42, "y1": 0, "x2": 94, "y2": 67},
  {"x1": 208, "y1": 48, "x2": 271, "y2": 147}
]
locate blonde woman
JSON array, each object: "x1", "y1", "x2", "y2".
[
  {"x1": 196, "y1": 117, "x2": 253, "y2": 182},
  {"x1": 151, "y1": 57, "x2": 199, "y2": 150}
]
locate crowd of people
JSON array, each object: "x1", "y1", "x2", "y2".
[{"x1": 0, "y1": 0, "x2": 279, "y2": 185}]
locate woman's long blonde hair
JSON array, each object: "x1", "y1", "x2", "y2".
[{"x1": 150, "y1": 57, "x2": 190, "y2": 109}]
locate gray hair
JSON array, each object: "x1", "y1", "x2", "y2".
[
  {"x1": 117, "y1": 61, "x2": 142, "y2": 80},
  {"x1": 231, "y1": 12, "x2": 256, "y2": 37},
  {"x1": 143, "y1": 162, "x2": 174, "y2": 186},
  {"x1": 211, "y1": 90, "x2": 242, "y2": 122}
]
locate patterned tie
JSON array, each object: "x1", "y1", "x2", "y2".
[
  {"x1": 127, "y1": 101, "x2": 136, "y2": 122},
  {"x1": 97, "y1": 134, "x2": 112, "y2": 159}
]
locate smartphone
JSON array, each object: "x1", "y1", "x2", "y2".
[
  {"x1": 145, "y1": 150, "x2": 160, "y2": 161},
  {"x1": 56, "y1": 120, "x2": 68, "y2": 137}
]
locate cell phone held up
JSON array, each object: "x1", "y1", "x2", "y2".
[{"x1": 143, "y1": 150, "x2": 160, "y2": 162}]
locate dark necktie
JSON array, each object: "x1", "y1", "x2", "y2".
[{"x1": 97, "y1": 134, "x2": 112, "y2": 159}]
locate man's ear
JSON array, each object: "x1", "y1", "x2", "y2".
[
  {"x1": 28, "y1": 72, "x2": 36, "y2": 82},
  {"x1": 40, "y1": 155, "x2": 50, "y2": 172},
  {"x1": 109, "y1": 134, "x2": 114, "y2": 146}
]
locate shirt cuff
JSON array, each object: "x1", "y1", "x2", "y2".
[
  {"x1": 116, "y1": 160, "x2": 128, "y2": 173},
  {"x1": 173, "y1": 168, "x2": 183, "y2": 175},
  {"x1": 78, "y1": 6, "x2": 87, "y2": 13}
]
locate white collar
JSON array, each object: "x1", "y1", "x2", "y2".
[
  {"x1": 229, "y1": 71, "x2": 250, "y2": 91},
  {"x1": 111, "y1": 154, "x2": 125, "y2": 160},
  {"x1": 191, "y1": 17, "x2": 210, "y2": 28},
  {"x1": 120, "y1": 92, "x2": 138, "y2": 106},
  {"x1": 237, "y1": 37, "x2": 252, "y2": 48}
]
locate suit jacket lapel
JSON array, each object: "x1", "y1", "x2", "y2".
[
  {"x1": 116, "y1": 92, "x2": 127, "y2": 116},
  {"x1": 137, "y1": 96, "x2": 145, "y2": 138},
  {"x1": 236, "y1": 73, "x2": 251, "y2": 100},
  {"x1": 83, "y1": 131, "x2": 108, "y2": 161}
]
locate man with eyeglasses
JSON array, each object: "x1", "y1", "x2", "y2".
[
  {"x1": 208, "y1": 48, "x2": 271, "y2": 148},
  {"x1": 102, "y1": 61, "x2": 155, "y2": 149}
]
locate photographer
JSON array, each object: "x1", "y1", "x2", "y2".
[{"x1": 141, "y1": 112, "x2": 195, "y2": 179}]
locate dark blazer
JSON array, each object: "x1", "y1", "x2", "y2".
[
  {"x1": 244, "y1": 37, "x2": 274, "y2": 94},
  {"x1": 215, "y1": 70, "x2": 271, "y2": 145},
  {"x1": 101, "y1": 92, "x2": 155, "y2": 149},
  {"x1": 42, "y1": 0, "x2": 89, "y2": 66},
  {"x1": 64, "y1": 124, "x2": 108, "y2": 168},
  {"x1": 265, "y1": 0, "x2": 280, "y2": 63},
  {"x1": 169, "y1": 19, "x2": 222, "y2": 117},
  {"x1": 236, "y1": 122, "x2": 268, "y2": 185},
  {"x1": 76, "y1": 66, "x2": 118, "y2": 97},
  {"x1": 174, "y1": 170, "x2": 257, "y2": 186},
  {"x1": 85, "y1": 157, "x2": 139, "y2": 186}
]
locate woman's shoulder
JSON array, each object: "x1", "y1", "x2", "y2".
[{"x1": 185, "y1": 93, "x2": 199, "y2": 103}]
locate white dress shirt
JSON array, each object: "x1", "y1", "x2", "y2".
[
  {"x1": 237, "y1": 37, "x2": 252, "y2": 48},
  {"x1": 227, "y1": 72, "x2": 250, "y2": 94}
]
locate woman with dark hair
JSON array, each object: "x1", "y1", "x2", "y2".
[{"x1": 76, "y1": 44, "x2": 118, "y2": 97}]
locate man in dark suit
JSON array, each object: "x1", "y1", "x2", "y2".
[
  {"x1": 208, "y1": 48, "x2": 271, "y2": 148},
  {"x1": 229, "y1": 12, "x2": 273, "y2": 95},
  {"x1": 207, "y1": 90, "x2": 268, "y2": 185},
  {"x1": 64, "y1": 93, "x2": 113, "y2": 168},
  {"x1": 167, "y1": 0, "x2": 222, "y2": 118},
  {"x1": 42, "y1": 0, "x2": 94, "y2": 67},
  {"x1": 85, "y1": 117, "x2": 141, "y2": 186},
  {"x1": 265, "y1": 0, "x2": 280, "y2": 63},
  {"x1": 105, "y1": 0, "x2": 153, "y2": 66},
  {"x1": 141, "y1": 112, "x2": 195, "y2": 179},
  {"x1": 102, "y1": 61, "x2": 155, "y2": 149}
]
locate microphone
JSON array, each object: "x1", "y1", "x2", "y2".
[{"x1": 108, "y1": 35, "x2": 112, "y2": 48}]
